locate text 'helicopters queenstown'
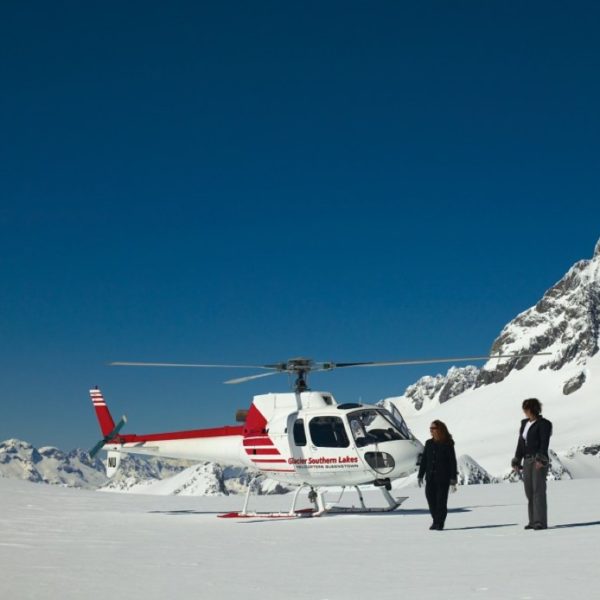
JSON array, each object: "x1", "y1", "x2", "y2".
[{"x1": 89, "y1": 353, "x2": 547, "y2": 519}]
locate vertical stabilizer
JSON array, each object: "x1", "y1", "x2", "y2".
[{"x1": 90, "y1": 388, "x2": 116, "y2": 437}]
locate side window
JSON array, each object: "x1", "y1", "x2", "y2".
[
  {"x1": 293, "y1": 419, "x2": 307, "y2": 447},
  {"x1": 309, "y1": 416, "x2": 350, "y2": 448}
]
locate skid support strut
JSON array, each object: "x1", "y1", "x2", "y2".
[
  {"x1": 240, "y1": 476, "x2": 258, "y2": 516},
  {"x1": 322, "y1": 485, "x2": 408, "y2": 514},
  {"x1": 218, "y1": 484, "x2": 408, "y2": 519}
]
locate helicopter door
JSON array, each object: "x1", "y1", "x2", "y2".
[{"x1": 304, "y1": 415, "x2": 357, "y2": 483}]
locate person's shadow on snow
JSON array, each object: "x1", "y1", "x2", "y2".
[
  {"x1": 443, "y1": 523, "x2": 517, "y2": 531},
  {"x1": 550, "y1": 520, "x2": 600, "y2": 529},
  {"x1": 395, "y1": 507, "x2": 471, "y2": 516}
]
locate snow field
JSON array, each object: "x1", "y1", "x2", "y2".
[{"x1": 1, "y1": 476, "x2": 599, "y2": 600}]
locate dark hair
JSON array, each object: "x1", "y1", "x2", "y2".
[
  {"x1": 522, "y1": 398, "x2": 542, "y2": 417},
  {"x1": 430, "y1": 420, "x2": 454, "y2": 444}
]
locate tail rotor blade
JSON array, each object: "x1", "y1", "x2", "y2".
[{"x1": 89, "y1": 415, "x2": 128, "y2": 458}]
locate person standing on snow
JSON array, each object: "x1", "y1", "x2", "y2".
[
  {"x1": 417, "y1": 420, "x2": 458, "y2": 530},
  {"x1": 512, "y1": 398, "x2": 552, "y2": 530}
]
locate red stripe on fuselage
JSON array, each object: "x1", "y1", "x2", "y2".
[
  {"x1": 243, "y1": 437, "x2": 274, "y2": 446},
  {"x1": 113, "y1": 425, "x2": 244, "y2": 444},
  {"x1": 251, "y1": 458, "x2": 287, "y2": 464},
  {"x1": 245, "y1": 447, "x2": 280, "y2": 455}
]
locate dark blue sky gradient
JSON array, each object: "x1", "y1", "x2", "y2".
[{"x1": 1, "y1": 2, "x2": 599, "y2": 448}]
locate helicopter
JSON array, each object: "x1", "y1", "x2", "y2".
[{"x1": 90, "y1": 353, "x2": 548, "y2": 518}]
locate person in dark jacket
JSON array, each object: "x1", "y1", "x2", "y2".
[
  {"x1": 511, "y1": 398, "x2": 552, "y2": 530},
  {"x1": 418, "y1": 420, "x2": 458, "y2": 530}
]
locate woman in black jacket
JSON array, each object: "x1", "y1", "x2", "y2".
[{"x1": 418, "y1": 420, "x2": 458, "y2": 530}]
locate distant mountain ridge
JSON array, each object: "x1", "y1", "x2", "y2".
[
  {"x1": 0, "y1": 439, "x2": 288, "y2": 495},
  {"x1": 0, "y1": 439, "x2": 107, "y2": 488}
]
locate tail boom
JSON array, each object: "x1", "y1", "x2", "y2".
[
  {"x1": 106, "y1": 425, "x2": 246, "y2": 465},
  {"x1": 90, "y1": 388, "x2": 249, "y2": 466}
]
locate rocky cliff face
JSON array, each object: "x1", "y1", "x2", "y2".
[
  {"x1": 402, "y1": 239, "x2": 600, "y2": 410},
  {"x1": 404, "y1": 366, "x2": 480, "y2": 410}
]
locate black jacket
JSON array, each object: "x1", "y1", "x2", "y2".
[
  {"x1": 418, "y1": 438, "x2": 458, "y2": 484},
  {"x1": 514, "y1": 417, "x2": 552, "y2": 466}
]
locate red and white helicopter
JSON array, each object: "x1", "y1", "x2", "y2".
[{"x1": 89, "y1": 354, "x2": 542, "y2": 518}]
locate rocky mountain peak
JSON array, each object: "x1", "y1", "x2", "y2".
[
  {"x1": 476, "y1": 244, "x2": 600, "y2": 390},
  {"x1": 399, "y1": 240, "x2": 600, "y2": 411},
  {"x1": 403, "y1": 366, "x2": 480, "y2": 410}
]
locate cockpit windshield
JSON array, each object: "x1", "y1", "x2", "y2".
[
  {"x1": 347, "y1": 409, "x2": 409, "y2": 447},
  {"x1": 383, "y1": 404, "x2": 412, "y2": 440}
]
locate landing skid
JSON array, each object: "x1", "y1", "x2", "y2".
[{"x1": 217, "y1": 483, "x2": 408, "y2": 519}]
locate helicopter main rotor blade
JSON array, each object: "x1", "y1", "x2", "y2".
[
  {"x1": 332, "y1": 353, "x2": 551, "y2": 369},
  {"x1": 110, "y1": 362, "x2": 273, "y2": 369},
  {"x1": 224, "y1": 371, "x2": 282, "y2": 385}
]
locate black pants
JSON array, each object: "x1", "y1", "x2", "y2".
[{"x1": 425, "y1": 479, "x2": 450, "y2": 527}]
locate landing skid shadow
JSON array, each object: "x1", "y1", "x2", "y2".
[{"x1": 149, "y1": 510, "x2": 222, "y2": 515}]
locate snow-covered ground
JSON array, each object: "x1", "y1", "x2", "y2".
[{"x1": 2, "y1": 476, "x2": 599, "y2": 600}]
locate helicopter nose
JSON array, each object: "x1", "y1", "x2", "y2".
[
  {"x1": 390, "y1": 439, "x2": 423, "y2": 478},
  {"x1": 362, "y1": 440, "x2": 420, "y2": 478}
]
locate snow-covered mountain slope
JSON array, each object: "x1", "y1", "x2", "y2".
[
  {"x1": 102, "y1": 462, "x2": 289, "y2": 496},
  {"x1": 398, "y1": 239, "x2": 600, "y2": 415},
  {"x1": 388, "y1": 239, "x2": 600, "y2": 479},
  {"x1": 393, "y1": 351, "x2": 600, "y2": 479},
  {"x1": 0, "y1": 438, "x2": 288, "y2": 495},
  {"x1": 99, "y1": 454, "x2": 199, "y2": 491},
  {"x1": 3, "y1": 476, "x2": 600, "y2": 600}
]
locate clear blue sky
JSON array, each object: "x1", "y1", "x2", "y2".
[{"x1": 1, "y1": 1, "x2": 599, "y2": 449}]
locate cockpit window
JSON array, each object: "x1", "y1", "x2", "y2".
[
  {"x1": 347, "y1": 409, "x2": 408, "y2": 447},
  {"x1": 293, "y1": 418, "x2": 307, "y2": 446},
  {"x1": 309, "y1": 416, "x2": 350, "y2": 448}
]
